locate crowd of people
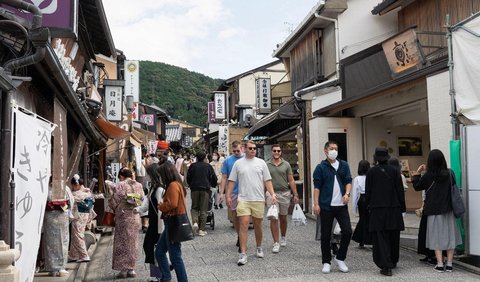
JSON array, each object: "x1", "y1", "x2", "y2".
[{"x1": 42, "y1": 140, "x2": 463, "y2": 281}]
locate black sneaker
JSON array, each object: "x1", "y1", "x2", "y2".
[
  {"x1": 214, "y1": 205, "x2": 218, "y2": 209},
  {"x1": 445, "y1": 265, "x2": 453, "y2": 272},
  {"x1": 434, "y1": 265, "x2": 445, "y2": 272},
  {"x1": 380, "y1": 268, "x2": 392, "y2": 276},
  {"x1": 219, "y1": 204, "x2": 224, "y2": 209}
]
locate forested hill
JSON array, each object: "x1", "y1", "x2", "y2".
[{"x1": 139, "y1": 60, "x2": 224, "y2": 126}]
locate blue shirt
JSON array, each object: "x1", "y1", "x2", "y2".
[{"x1": 222, "y1": 154, "x2": 243, "y2": 194}]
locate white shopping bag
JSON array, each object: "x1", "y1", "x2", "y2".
[
  {"x1": 266, "y1": 205, "x2": 278, "y2": 220},
  {"x1": 333, "y1": 222, "x2": 341, "y2": 235},
  {"x1": 291, "y1": 204, "x2": 307, "y2": 226}
]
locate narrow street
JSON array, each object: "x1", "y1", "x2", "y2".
[{"x1": 84, "y1": 197, "x2": 479, "y2": 281}]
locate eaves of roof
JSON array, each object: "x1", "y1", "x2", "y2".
[
  {"x1": 272, "y1": 0, "x2": 347, "y2": 58},
  {"x1": 217, "y1": 60, "x2": 282, "y2": 90}
]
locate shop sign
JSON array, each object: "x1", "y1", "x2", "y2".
[
  {"x1": 218, "y1": 125, "x2": 229, "y2": 154},
  {"x1": 208, "y1": 101, "x2": 216, "y2": 123},
  {"x1": 256, "y1": 78, "x2": 271, "y2": 114},
  {"x1": 105, "y1": 85, "x2": 123, "y2": 121},
  {"x1": 12, "y1": 107, "x2": 53, "y2": 282},
  {"x1": 214, "y1": 92, "x2": 226, "y2": 120},
  {"x1": 124, "y1": 60, "x2": 140, "y2": 120},
  {"x1": 111, "y1": 163, "x2": 121, "y2": 183},
  {"x1": 0, "y1": 0, "x2": 78, "y2": 36},
  {"x1": 382, "y1": 29, "x2": 422, "y2": 74},
  {"x1": 142, "y1": 114, "x2": 155, "y2": 126}
]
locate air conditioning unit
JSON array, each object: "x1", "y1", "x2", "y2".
[{"x1": 239, "y1": 108, "x2": 257, "y2": 127}]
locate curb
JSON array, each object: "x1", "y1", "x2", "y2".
[{"x1": 73, "y1": 233, "x2": 101, "y2": 282}]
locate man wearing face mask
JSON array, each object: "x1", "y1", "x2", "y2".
[{"x1": 313, "y1": 140, "x2": 353, "y2": 274}]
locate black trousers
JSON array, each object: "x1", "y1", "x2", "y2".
[
  {"x1": 320, "y1": 205, "x2": 352, "y2": 263},
  {"x1": 417, "y1": 213, "x2": 435, "y2": 258},
  {"x1": 371, "y1": 230, "x2": 400, "y2": 269}
]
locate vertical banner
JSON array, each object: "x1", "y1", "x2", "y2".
[
  {"x1": 256, "y1": 78, "x2": 271, "y2": 114},
  {"x1": 105, "y1": 85, "x2": 123, "y2": 121},
  {"x1": 52, "y1": 99, "x2": 68, "y2": 200},
  {"x1": 111, "y1": 163, "x2": 121, "y2": 183},
  {"x1": 124, "y1": 60, "x2": 140, "y2": 120},
  {"x1": 148, "y1": 140, "x2": 157, "y2": 154},
  {"x1": 12, "y1": 108, "x2": 53, "y2": 282},
  {"x1": 214, "y1": 92, "x2": 226, "y2": 120},
  {"x1": 218, "y1": 125, "x2": 229, "y2": 154},
  {"x1": 208, "y1": 101, "x2": 216, "y2": 123}
]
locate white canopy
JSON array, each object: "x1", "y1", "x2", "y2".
[{"x1": 452, "y1": 13, "x2": 480, "y2": 123}]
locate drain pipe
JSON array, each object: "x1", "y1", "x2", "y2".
[
  {"x1": 0, "y1": 0, "x2": 45, "y2": 247},
  {"x1": 314, "y1": 12, "x2": 340, "y2": 79}
]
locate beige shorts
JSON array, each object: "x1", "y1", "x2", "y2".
[
  {"x1": 236, "y1": 201, "x2": 265, "y2": 219},
  {"x1": 266, "y1": 191, "x2": 291, "y2": 216}
]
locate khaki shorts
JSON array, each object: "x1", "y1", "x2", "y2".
[
  {"x1": 236, "y1": 201, "x2": 265, "y2": 219},
  {"x1": 266, "y1": 191, "x2": 291, "y2": 216}
]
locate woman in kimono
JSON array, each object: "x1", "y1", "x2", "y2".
[
  {"x1": 43, "y1": 178, "x2": 74, "y2": 277},
  {"x1": 108, "y1": 167, "x2": 144, "y2": 278},
  {"x1": 68, "y1": 175, "x2": 94, "y2": 262}
]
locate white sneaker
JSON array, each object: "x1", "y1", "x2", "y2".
[
  {"x1": 192, "y1": 223, "x2": 199, "y2": 234},
  {"x1": 322, "y1": 263, "x2": 331, "y2": 274},
  {"x1": 256, "y1": 247, "x2": 265, "y2": 258},
  {"x1": 335, "y1": 258, "x2": 349, "y2": 273},
  {"x1": 272, "y1": 242, "x2": 280, "y2": 253},
  {"x1": 280, "y1": 237, "x2": 287, "y2": 247},
  {"x1": 198, "y1": 230, "x2": 207, "y2": 236},
  {"x1": 237, "y1": 253, "x2": 248, "y2": 265}
]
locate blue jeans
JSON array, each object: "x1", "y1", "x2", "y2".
[{"x1": 155, "y1": 221, "x2": 188, "y2": 282}]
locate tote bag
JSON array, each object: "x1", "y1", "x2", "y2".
[
  {"x1": 450, "y1": 171, "x2": 465, "y2": 218},
  {"x1": 167, "y1": 183, "x2": 194, "y2": 243}
]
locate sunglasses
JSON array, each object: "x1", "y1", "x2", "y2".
[
  {"x1": 247, "y1": 147, "x2": 257, "y2": 151},
  {"x1": 272, "y1": 150, "x2": 281, "y2": 153}
]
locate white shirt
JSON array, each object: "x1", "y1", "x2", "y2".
[
  {"x1": 229, "y1": 157, "x2": 272, "y2": 201},
  {"x1": 351, "y1": 175, "x2": 366, "y2": 215},
  {"x1": 330, "y1": 160, "x2": 344, "y2": 206}
]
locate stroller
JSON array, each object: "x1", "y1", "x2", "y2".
[{"x1": 206, "y1": 188, "x2": 216, "y2": 230}]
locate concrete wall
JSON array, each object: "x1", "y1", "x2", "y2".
[
  {"x1": 309, "y1": 117, "x2": 362, "y2": 210},
  {"x1": 426, "y1": 70, "x2": 452, "y2": 165},
  {"x1": 338, "y1": 0, "x2": 398, "y2": 60}
]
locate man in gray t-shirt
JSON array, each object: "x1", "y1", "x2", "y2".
[{"x1": 227, "y1": 141, "x2": 276, "y2": 266}]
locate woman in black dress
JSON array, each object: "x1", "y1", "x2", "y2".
[{"x1": 351, "y1": 160, "x2": 371, "y2": 248}]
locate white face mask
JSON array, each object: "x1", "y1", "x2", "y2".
[
  {"x1": 327, "y1": 149, "x2": 338, "y2": 160},
  {"x1": 212, "y1": 156, "x2": 218, "y2": 161}
]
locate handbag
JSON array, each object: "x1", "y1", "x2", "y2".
[
  {"x1": 166, "y1": 182, "x2": 193, "y2": 243},
  {"x1": 167, "y1": 213, "x2": 194, "y2": 243},
  {"x1": 450, "y1": 171, "x2": 465, "y2": 218},
  {"x1": 266, "y1": 205, "x2": 279, "y2": 220},
  {"x1": 102, "y1": 211, "x2": 115, "y2": 227}
]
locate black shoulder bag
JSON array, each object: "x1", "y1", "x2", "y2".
[{"x1": 167, "y1": 185, "x2": 194, "y2": 243}]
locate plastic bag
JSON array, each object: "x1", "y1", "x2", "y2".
[
  {"x1": 291, "y1": 204, "x2": 307, "y2": 226},
  {"x1": 333, "y1": 222, "x2": 341, "y2": 235},
  {"x1": 267, "y1": 205, "x2": 278, "y2": 220}
]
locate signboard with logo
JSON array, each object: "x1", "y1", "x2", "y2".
[
  {"x1": 214, "y1": 92, "x2": 226, "y2": 120},
  {"x1": 1, "y1": 0, "x2": 78, "y2": 36},
  {"x1": 208, "y1": 101, "x2": 216, "y2": 124},
  {"x1": 105, "y1": 85, "x2": 123, "y2": 121},
  {"x1": 256, "y1": 78, "x2": 271, "y2": 114},
  {"x1": 382, "y1": 29, "x2": 422, "y2": 75},
  {"x1": 124, "y1": 60, "x2": 140, "y2": 120},
  {"x1": 142, "y1": 114, "x2": 155, "y2": 126}
]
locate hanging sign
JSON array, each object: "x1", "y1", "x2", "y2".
[
  {"x1": 208, "y1": 101, "x2": 216, "y2": 123},
  {"x1": 105, "y1": 85, "x2": 123, "y2": 121},
  {"x1": 214, "y1": 92, "x2": 226, "y2": 120},
  {"x1": 382, "y1": 28, "x2": 422, "y2": 74},
  {"x1": 12, "y1": 108, "x2": 54, "y2": 282},
  {"x1": 256, "y1": 78, "x2": 271, "y2": 114},
  {"x1": 218, "y1": 125, "x2": 229, "y2": 154},
  {"x1": 124, "y1": 60, "x2": 140, "y2": 120}
]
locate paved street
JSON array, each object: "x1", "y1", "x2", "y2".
[{"x1": 83, "y1": 202, "x2": 479, "y2": 281}]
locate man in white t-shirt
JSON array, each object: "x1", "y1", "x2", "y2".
[{"x1": 226, "y1": 141, "x2": 276, "y2": 266}]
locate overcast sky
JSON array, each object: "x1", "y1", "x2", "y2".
[{"x1": 102, "y1": 0, "x2": 318, "y2": 79}]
